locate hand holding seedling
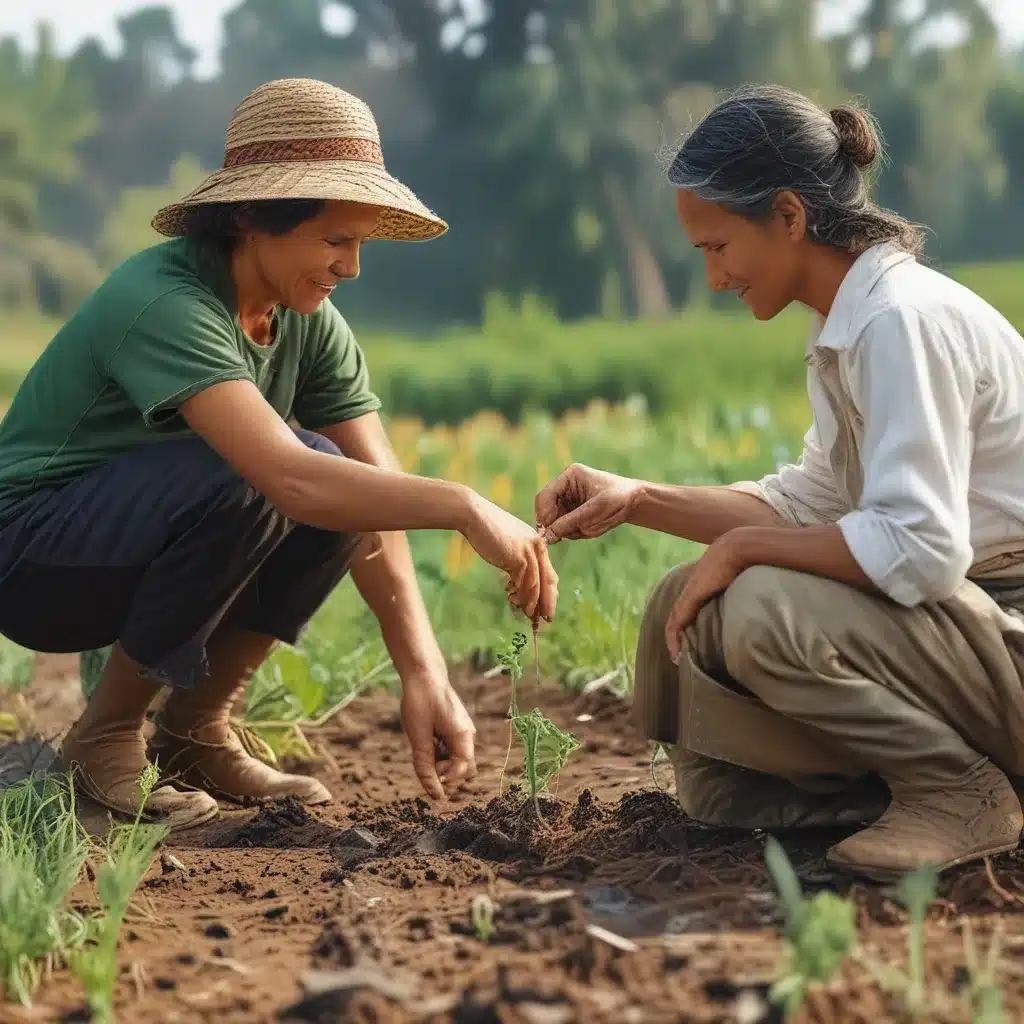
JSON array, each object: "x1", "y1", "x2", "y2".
[
  {"x1": 462, "y1": 492, "x2": 558, "y2": 621},
  {"x1": 536, "y1": 463, "x2": 642, "y2": 543}
]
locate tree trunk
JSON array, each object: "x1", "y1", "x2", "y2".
[{"x1": 602, "y1": 171, "x2": 671, "y2": 319}]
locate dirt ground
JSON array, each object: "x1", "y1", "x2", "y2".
[{"x1": 6, "y1": 655, "x2": 1024, "y2": 1024}]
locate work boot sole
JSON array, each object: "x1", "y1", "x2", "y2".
[{"x1": 825, "y1": 837, "x2": 1022, "y2": 883}]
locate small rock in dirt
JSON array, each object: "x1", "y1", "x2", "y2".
[
  {"x1": 331, "y1": 846, "x2": 374, "y2": 871},
  {"x1": 154, "y1": 978, "x2": 176, "y2": 991},
  {"x1": 413, "y1": 830, "x2": 445, "y2": 855},
  {"x1": 204, "y1": 923, "x2": 232, "y2": 940},
  {"x1": 520, "y1": 1005, "x2": 573, "y2": 1024},
  {"x1": 263, "y1": 889, "x2": 278, "y2": 899},
  {"x1": 467, "y1": 828, "x2": 516, "y2": 860},
  {"x1": 161, "y1": 853, "x2": 186, "y2": 874},
  {"x1": 265, "y1": 905, "x2": 289, "y2": 920},
  {"x1": 333, "y1": 826, "x2": 380, "y2": 850}
]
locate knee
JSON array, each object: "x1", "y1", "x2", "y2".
[
  {"x1": 719, "y1": 565, "x2": 793, "y2": 682},
  {"x1": 720, "y1": 565, "x2": 822, "y2": 684},
  {"x1": 292, "y1": 427, "x2": 343, "y2": 458}
]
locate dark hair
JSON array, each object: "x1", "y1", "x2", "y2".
[
  {"x1": 178, "y1": 198, "x2": 328, "y2": 246},
  {"x1": 668, "y1": 84, "x2": 925, "y2": 256}
]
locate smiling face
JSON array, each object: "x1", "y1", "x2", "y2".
[
  {"x1": 674, "y1": 189, "x2": 810, "y2": 321},
  {"x1": 242, "y1": 201, "x2": 382, "y2": 315}
]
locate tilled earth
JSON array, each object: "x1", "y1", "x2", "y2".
[{"x1": 5, "y1": 654, "x2": 1024, "y2": 1023}]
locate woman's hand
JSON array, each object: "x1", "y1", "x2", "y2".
[
  {"x1": 461, "y1": 493, "x2": 559, "y2": 621},
  {"x1": 665, "y1": 532, "x2": 750, "y2": 662},
  {"x1": 400, "y1": 673, "x2": 476, "y2": 802},
  {"x1": 535, "y1": 463, "x2": 643, "y2": 543}
]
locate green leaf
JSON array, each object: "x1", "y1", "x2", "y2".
[{"x1": 273, "y1": 648, "x2": 325, "y2": 719}]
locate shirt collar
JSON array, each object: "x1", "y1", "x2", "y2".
[{"x1": 806, "y1": 241, "x2": 917, "y2": 357}]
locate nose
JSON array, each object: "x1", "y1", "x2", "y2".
[
  {"x1": 331, "y1": 245, "x2": 361, "y2": 280},
  {"x1": 703, "y1": 253, "x2": 729, "y2": 292}
]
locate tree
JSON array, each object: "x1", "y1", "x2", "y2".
[
  {"x1": 0, "y1": 26, "x2": 97, "y2": 231},
  {"x1": 481, "y1": 0, "x2": 837, "y2": 318}
]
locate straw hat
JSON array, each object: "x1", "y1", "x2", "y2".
[{"x1": 151, "y1": 78, "x2": 448, "y2": 242}]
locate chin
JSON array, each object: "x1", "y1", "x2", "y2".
[
  {"x1": 289, "y1": 294, "x2": 329, "y2": 315},
  {"x1": 748, "y1": 297, "x2": 787, "y2": 321}
]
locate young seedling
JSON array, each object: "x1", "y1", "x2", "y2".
[
  {"x1": 960, "y1": 916, "x2": 1006, "y2": 1024},
  {"x1": 471, "y1": 894, "x2": 496, "y2": 943},
  {"x1": 764, "y1": 836, "x2": 856, "y2": 1016},
  {"x1": 496, "y1": 632, "x2": 579, "y2": 817},
  {"x1": 71, "y1": 762, "x2": 170, "y2": 1023},
  {"x1": 0, "y1": 772, "x2": 92, "y2": 1006}
]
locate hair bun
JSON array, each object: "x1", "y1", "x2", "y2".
[{"x1": 829, "y1": 105, "x2": 879, "y2": 169}]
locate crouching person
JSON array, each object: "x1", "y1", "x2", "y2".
[
  {"x1": 0, "y1": 78, "x2": 556, "y2": 830},
  {"x1": 536, "y1": 85, "x2": 1024, "y2": 881}
]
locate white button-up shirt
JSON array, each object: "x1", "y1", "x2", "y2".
[{"x1": 732, "y1": 241, "x2": 1024, "y2": 607}]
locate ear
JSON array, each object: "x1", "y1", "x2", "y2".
[{"x1": 772, "y1": 190, "x2": 808, "y2": 242}]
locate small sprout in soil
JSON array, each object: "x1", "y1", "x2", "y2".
[
  {"x1": 471, "y1": 895, "x2": 496, "y2": 943},
  {"x1": 764, "y1": 836, "x2": 855, "y2": 1017},
  {"x1": 496, "y1": 632, "x2": 579, "y2": 816},
  {"x1": 71, "y1": 762, "x2": 170, "y2": 1024}
]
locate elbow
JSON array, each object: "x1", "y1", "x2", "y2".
[
  {"x1": 251, "y1": 463, "x2": 322, "y2": 526},
  {"x1": 914, "y1": 543, "x2": 972, "y2": 604},
  {"x1": 841, "y1": 509, "x2": 971, "y2": 607},
  {"x1": 890, "y1": 537, "x2": 972, "y2": 607}
]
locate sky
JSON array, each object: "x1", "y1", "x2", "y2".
[{"x1": 1, "y1": 0, "x2": 1023, "y2": 80}]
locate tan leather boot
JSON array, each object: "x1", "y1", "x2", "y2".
[
  {"x1": 58, "y1": 645, "x2": 220, "y2": 830},
  {"x1": 826, "y1": 760, "x2": 1023, "y2": 882},
  {"x1": 149, "y1": 630, "x2": 331, "y2": 806}
]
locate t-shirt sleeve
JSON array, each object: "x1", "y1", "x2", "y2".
[
  {"x1": 291, "y1": 301, "x2": 382, "y2": 429},
  {"x1": 103, "y1": 289, "x2": 254, "y2": 428}
]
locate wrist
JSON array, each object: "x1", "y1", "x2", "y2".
[
  {"x1": 447, "y1": 482, "x2": 477, "y2": 534},
  {"x1": 721, "y1": 525, "x2": 770, "y2": 568},
  {"x1": 625, "y1": 480, "x2": 652, "y2": 525}
]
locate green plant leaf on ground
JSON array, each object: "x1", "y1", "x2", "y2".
[
  {"x1": 0, "y1": 772, "x2": 91, "y2": 1006},
  {"x1": 764, "y1": 836, "x2": 856, "y2": 1017},
  {"x1": 70, "y1": 763, "x2": 169, "y2": 1024}
]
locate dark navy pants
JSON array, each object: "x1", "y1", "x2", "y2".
[{"x1": 0, "y1": 428, "x2": 361, "y2": 689}]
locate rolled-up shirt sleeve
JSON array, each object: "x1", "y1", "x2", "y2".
[
  {"x1": 837, "y1": 308, "x2": 975, "y2": 606},
  {"x1": 729, "y1": 423, "x2": 847, "y2": 526}
]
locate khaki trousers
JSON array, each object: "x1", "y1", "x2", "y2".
[{"x1": 633, "y1": 563, "x2": 1024, "y2": 830}]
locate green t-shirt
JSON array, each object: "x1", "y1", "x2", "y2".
[{"x1": 0, "y1": 237, "x2": 381, "y2": 507}]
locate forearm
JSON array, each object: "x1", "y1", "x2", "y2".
[
  {"x1": 319, "y1": 414, "x2": 448, "y2": 683},
  {"x1": 628, "y1": 482, "x2": 793, "y2": 544},
  {"x1": 350, "y1": 532, "x2": 446, "y2": 681},
  {"x1": 277, "y1": 448, "x2": 472, "y2": 534},
  {"x1": 730, "y1": 523, "x2": 879, "y2": 593}
]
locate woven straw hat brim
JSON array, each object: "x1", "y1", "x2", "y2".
[{"x1": 151, "y1": 159, "x2": 448, "y2": 242}]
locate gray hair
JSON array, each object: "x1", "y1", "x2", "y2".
[{"x1": 668, "y1": 84, "x2": 925, "y2": 256}]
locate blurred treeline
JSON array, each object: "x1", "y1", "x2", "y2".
[{"x1": 2, "y1": 0, "x2": 1024, "y2": 329}]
